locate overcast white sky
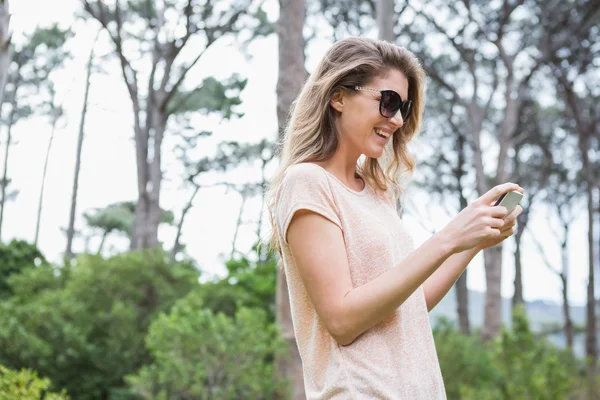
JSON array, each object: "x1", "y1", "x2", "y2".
[{"x1": 3, "y1": 0, "x2": 592, "y2": 306}]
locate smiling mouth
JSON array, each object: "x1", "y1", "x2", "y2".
[{"x1": 374, "y1": 128, "x2": 390, "y2": 139}]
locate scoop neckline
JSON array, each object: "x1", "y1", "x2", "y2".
[{"x1": 305, "y1": 162, "x2": 368, "y2": 196}]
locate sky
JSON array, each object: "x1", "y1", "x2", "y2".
[{"x1": 3, "y1": 0, "x2": 594, "y2": 307}]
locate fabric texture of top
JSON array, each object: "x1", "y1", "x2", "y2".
[{"x1": 274, "y1": 162, "x2": 446, "y2": 399}]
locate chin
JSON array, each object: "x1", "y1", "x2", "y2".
[{"x1": 364, "y1": 148, "x2": 386, "y2": 159}]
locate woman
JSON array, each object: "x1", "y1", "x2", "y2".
[{"x1": 265, "y1": 37, "x2": 523, "y2": 399}]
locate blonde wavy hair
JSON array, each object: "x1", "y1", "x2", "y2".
[{"x1": 264, "y1": 37, "x2": 426, "y2": 258}]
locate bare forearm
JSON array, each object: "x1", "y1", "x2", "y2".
[
  {"x1": 423, "y1": 246, "x2": 481, "y2": 312},
  {"x1": 336, "y1": 232, "x2": 455, "y2": 345}
]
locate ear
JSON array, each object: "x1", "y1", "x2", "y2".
[{"x1": 329, "y1": 89, "x2": 345, "y2": 113}]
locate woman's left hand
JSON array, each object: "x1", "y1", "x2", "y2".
[{"x1": 476, "y1": 205, "x2": 524, "y2": 251}]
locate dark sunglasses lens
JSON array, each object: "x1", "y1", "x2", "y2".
[
  {"x1": 401, "y1": 101, "x2": 412, "y2": 121},
  {"x1": 380, "y1": 91, "x2": 401, "y2": 118}
]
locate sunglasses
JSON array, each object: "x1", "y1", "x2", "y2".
[{"x1": 343, "y1": 85, "x2": 412, "y2": 121}]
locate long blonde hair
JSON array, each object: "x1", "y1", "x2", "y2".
[{"x1": 264, "y1": 37, "x2": 426, "y2": 258}]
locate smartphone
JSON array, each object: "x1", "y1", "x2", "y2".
[{"x1": 493, "y1": 190, "x2": 524, "y2": 215}]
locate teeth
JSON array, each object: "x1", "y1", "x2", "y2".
[{"x1": 375, "y1": 129, "x2": 390, "y2": 138}]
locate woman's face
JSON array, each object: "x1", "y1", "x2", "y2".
[{"x1": 331, "y1": 68, "x2": 409, "y2": 159}]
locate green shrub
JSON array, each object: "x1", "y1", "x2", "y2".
[
  {"x1": 0, "y1": 365, "x2": 68, "y2": 400},
  {"x1": 434, "y1": 306, "x2": 583, "y2": 399},
  {"x1": 127, "y1": 289, "x2": 289, "y2": 399},
  {"x1": 0, "y1": 240, "x2": 45, "y2": 299},
  {"x1": 0, "y1": 249, "x2": 199, "y2": 399}
]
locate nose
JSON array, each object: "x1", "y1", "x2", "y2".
[{"x1": 389, "y1": 110, "x2": 404, "y2": 129}]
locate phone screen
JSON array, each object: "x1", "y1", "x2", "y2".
[{"x1": 493, "y1": 193, "x2": 507, "y2": 206}]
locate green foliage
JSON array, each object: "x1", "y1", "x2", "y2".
[
  {"x1": 0, "y1": 240, "x2": 45, "y2": 299},
  {"x1": 84, "y1": 201, "x2": 175, "y2": 239},
  {"x1": 433, "y1": 318, "x2": 501, "y2": 399},
  {"x1": 434, "y1": 306, "x2": 583, "y2": 399},
  {"x1": 487, "y1": 306, "x2": 579, "y2": 399},
  {"x1": 168, "y1": 75, "x2": 247, "y2": 118},
  {"x1": 126, "y1": 291, "x2": 288, "y2": 399},
  {"x1": 197, "y1": 247, "x2": 277, "y2": 322},
  {"x1": 0, "y1": 364, "x2": 69, "y2": 400},
  {"x1": 0, "y1": 249, "x2": 199, "y2": 399}
]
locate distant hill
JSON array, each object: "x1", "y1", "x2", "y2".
[{"x1": 430, "y1": 287, "x2": 591, "y2": 358}]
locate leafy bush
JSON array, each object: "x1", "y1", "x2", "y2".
[
  {"x1": 0, "y1": 240, "x2": 45, "y2": 299},
  {"x1": 434, "y1": 306, "x2": 583, "y2": 399},
  {"x1": 0, "y1": 365, "x2": 68, "y2": 400},
  {"x1": 0, "y1": 249, "x2": 199, "y2": 399},
  {"x1": 197, "y1": 247, "x2": 277, "y2": 322},
  {"x1": 127, "y1": 289, "x2": 289, "y2": 399},
  {"x1": 433, "y1": 318, "x2": 501, "y2": 399}
]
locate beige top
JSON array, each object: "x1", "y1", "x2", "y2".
[{"x1": 274, "y1": 162, "x2": 446, "y2": 399}]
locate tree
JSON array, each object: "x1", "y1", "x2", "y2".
[
  {"x1": 81, "y1": 0, "x2": 262, "y2": 250},
  {"x1": 508, "y1": 96, "x2": 558, "y2": 311},
  {"x1": 83, "y1": 201, "x2": 173, "y2": 255},
  {"x1": 275, "y1": 0, "x2": 308, "y2": 398},
  {"x1": 65, "y1": 32, "x2": 100, "y2": 260},
  {"x1": 171, "y1": 126, "x2": 276, "y2": 261},
  {"x1": 0, "y1": 0, "x2": 11, "y2": 106},
  {"x1": 411, "y1": 80, "x2": 474, "y2": 335},
  {"x1": 0, "y1": 25, "x2": 70, "y2": 240},
  {"x1": 126, "y1": 292, "x2": 287, "y2": 399},
  {"x1": 529, "y1": 179, "x2": 582, "y2": 354},
  {"x1": 376, "y1": 0, "x2": 395, "y2": 41},
  {"x1": 34, "y1": 84, "x2": 66, "y2": 246},
  {"x1": 400, "y1": 0, "x2": 596, "y2": 341},
  {"x1": 540, "y1": 3, "x2": 600, "y2": 379}
]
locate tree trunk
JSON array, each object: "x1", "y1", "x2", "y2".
[
  {"x1": 0, "y1": 0, "x2": 11, "y2": 106},
  {"x1": 455, "y1": 244, "x2": 470, "y2": 335},
  {"x1": 275, "y1": 0, "x2": 307, "y2": 398},
  {"x1": 582, "y1": 135, "x2": 597, "y2": 377},
  {"x1": 96, "y1": 230, "x2": 109, "y2": 255},
  {"x1": 554, "y1": 71, "x2": 597, "y2": 378},
  {"x1": 171, "y1": 184, "x2": 200, "y2": 259},
  {"x1": 376, "y1": 0, "x2": 395, "y2": 41},
  {"x1": 257, "y1": 158, "x2": 268, "y2": 261},
  {"x1": 455, "y1": 132, "x2": 470, "y2": 335},
  {"x1": 481, "y1": 246, "x2": 503, "y2": 341},
  {"x1": 560, "y1": 236, "x2": 573, "y2": 351},
  {"x1": 231, "y1": 185, "x2": 248, "y2": 260},
  {"x1": 0, "y1": 72, "x2": 18, "y2": 240},
  {"x1": 131, "y1": 110, "x2": 164, "y2": 250},
  {"x1": 512, "y1": 230, "x2": 524, "y2": 308},
  {"x1": 512, "y1": 207, "x2": 529, "y2": 312},
  {"x1": 559, "y1": 217, "x2": 575, "y2": 351},
  {"x1": 66, "y1": 31, "x2": 97, "y2": 259},
  {"x1": 34, "y1": 109, "x2": 58, "y2": 245}
]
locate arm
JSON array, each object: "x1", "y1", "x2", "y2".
[
  {"x1": 423, "y1": 246, "x2": 481, "y2": 312},
  {"x1": 423, "y1": 201, "x2": 525, "y2": 311},
  {"x1": 287, "y1": 210, "x2": 456, "y2": 346}
]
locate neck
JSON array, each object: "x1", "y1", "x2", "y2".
[{"x1": 317, "y1": 139, "x2": 362, "y2": 187}]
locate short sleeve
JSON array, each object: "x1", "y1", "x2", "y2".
[{"x1": 275, "y1": 164, "x2": 342, "y2": 245}]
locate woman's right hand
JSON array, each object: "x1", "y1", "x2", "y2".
[{"x1": 440, "y1": 183, "x2": 523, "y2": 253}]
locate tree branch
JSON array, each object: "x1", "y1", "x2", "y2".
[{"x1": 527, "y1": 225, "x2": 562, "y2": 276}]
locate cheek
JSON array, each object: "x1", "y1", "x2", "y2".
[{"x1": 344, "y1": 101, "x2": 380, "y2": 130}]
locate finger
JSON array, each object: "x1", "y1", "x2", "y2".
[
  {"x1": 503, "y1": 206, "x2": 524, "y2": 223},
  {"x1": 500, "y1": 225, "x2": 516, "y2": 235},
  {"x1": 488, "y1": 217, "x2": 506, "y2": 229},
  {"x1": 490, "y1": 206, "x2": 509, "y2": 218},
  {"x1": 477, "y1": 183, "x2": 522, "y2": 205},
  {"x1": 513, "y1": 205, "x2": 524, "y2": 216}
]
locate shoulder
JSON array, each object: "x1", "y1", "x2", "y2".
[
  {"x1": 283, "y1": 162, "x2": 329, "y2": 184},
  {"x1": 280, "y1": 163, "x2": 334, "y2": 195}
]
